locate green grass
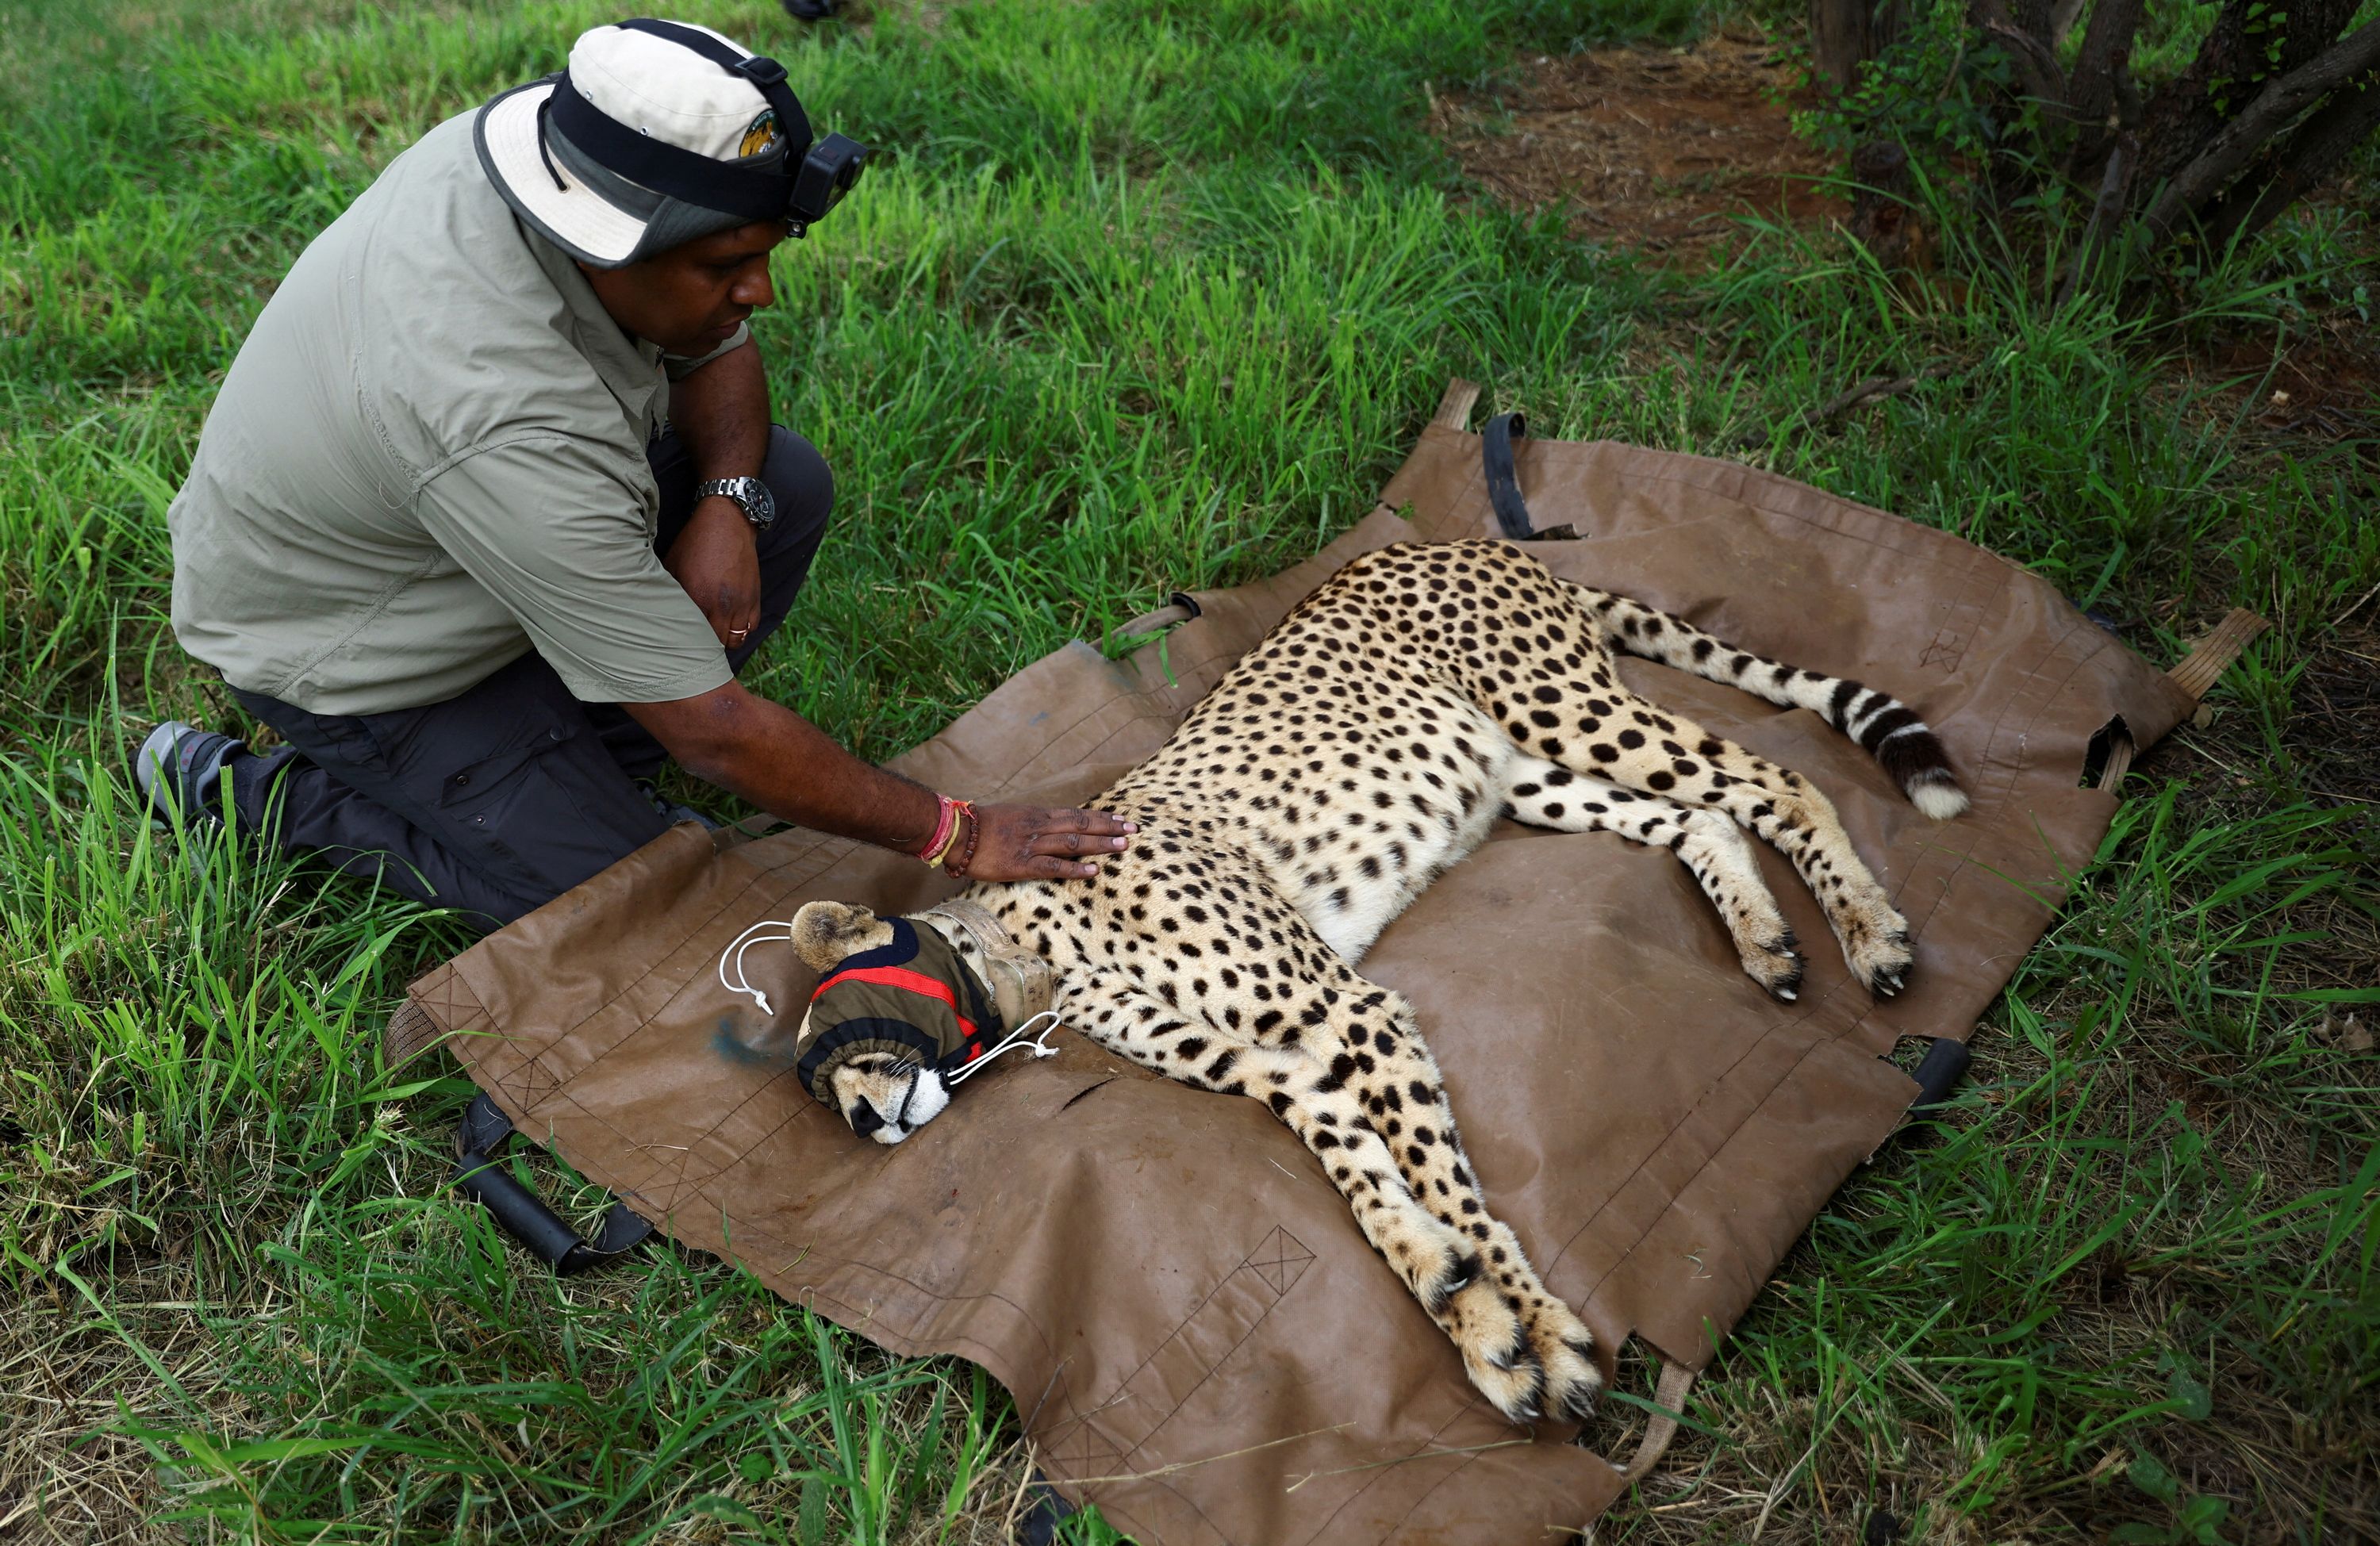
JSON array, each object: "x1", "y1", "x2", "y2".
[{"x1": 3, "y1": 0, "x2": 2376, "y2": 1540}]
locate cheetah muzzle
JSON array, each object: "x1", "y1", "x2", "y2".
[{"x1": 787, "y1": 539, "x2": 1969, "y2": 1425}]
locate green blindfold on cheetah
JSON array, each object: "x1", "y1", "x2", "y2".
[{"x1": 793, "y1": 919, "x2": 1005, "y2": 1102}]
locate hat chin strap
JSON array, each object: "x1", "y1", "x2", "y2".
[{"x1": 543, "y1": 17, "x2": 812, "y2": 226}]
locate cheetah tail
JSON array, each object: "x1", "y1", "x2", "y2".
[
  {"x1": 1875, "y1": 719, "x2": 1971, "y2": 820},
  {"x1": 1579, "y1": 586, "x2": 1972, "y2": 820}
]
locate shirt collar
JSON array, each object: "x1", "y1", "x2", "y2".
[{"x1": 520, "y1": 219, "x2": 666, "y2": 413}]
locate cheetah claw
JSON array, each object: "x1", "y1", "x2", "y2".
[
  {"x1": 1555, "y1": 1348, "x2": 1603, "y2": 1420},
  {"x1": 1515, "y1": 1297, "x2": 1603, "y2": 1421},
  {"x1": 1468, "y1": 1346, "x2": 1545, "y2": 1425},
  {"x1": 1737, "y1": 930, "x2": 1806, "y2": 1001}
]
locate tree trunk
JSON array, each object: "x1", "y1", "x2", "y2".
[
  {"x1": 2140, "y1": 17, "x2": 2380, "y2": 242},
  {"x1": 1809, "y1": 0, "x2": 1910, "y2": 94},
  {"x1": 1847, "y1": 140, "x2": 1921, "y2": 267},
  {"x1": 2062, "y1": 0, "x2": 2144, "y2": 168}
]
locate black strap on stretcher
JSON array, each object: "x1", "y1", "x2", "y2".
[
  {"x1": 1485, "y1": 405, "x2": 1968, "y2": 1127},
  {"x1": 1482, "y1": 412, "x2": 1534, "y2": 539},
  {"x1": 1903, "y1": 1038, "x2": 1971, "y2": 1119},
  {"x1": 451, "y1": 1094, "x2": 652, "y2": 1273},
  {"x1": 1480, "y1": 412, "x2": 1580, "y2": 542}
]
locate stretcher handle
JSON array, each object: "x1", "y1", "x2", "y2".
[
  {"x1": 1104, "y1": 589, "x2": 1204, "y2": 653},
  {"x1": 451, "y1": 1094, "x2": 653, "y2": 1274}
]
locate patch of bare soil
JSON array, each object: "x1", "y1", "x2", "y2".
[
  {"x1": 2295, "y1": 623, "x2": 2380, "y2": 807},
  {"x1": 2192, "y1": 328, "x2": 2380, "y2": 450},
  {"x1": 1430, "y1": 32, "x2": 1843, "y2": 259}
]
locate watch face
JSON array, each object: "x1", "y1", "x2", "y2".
[
  {"x1": 741, "y1": 478, "x2": 775, "y2": 527},
  {"x1": 707, "y1": 478, "x2": 774, "y2": 530}
]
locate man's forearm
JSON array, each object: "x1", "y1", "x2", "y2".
[
  {"x1": 670, "y1": 337, "x2": 772, "y2": 485},
  {"x1": 626, "y1": 683, "x2": 939, "y2": 853},
  {"x1": 661, "y1": 339, "x2": 773, "y2": 644}
]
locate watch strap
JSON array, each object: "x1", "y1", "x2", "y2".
[{"x1": 697, "y1": 476, "x2": 774, "y2": 532}]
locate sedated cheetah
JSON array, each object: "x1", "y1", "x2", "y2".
[{"x1": 777, "y1": 539, "x2": 1968, "y2": 1425}]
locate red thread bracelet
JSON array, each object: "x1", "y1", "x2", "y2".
[{"x1": 917, "y1": 795, "x2": 960, "y2": 865}]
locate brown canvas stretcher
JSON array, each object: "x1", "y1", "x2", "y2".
[{"x1": 390, "y1": 385, "x2": 2253, "y2": 1541}]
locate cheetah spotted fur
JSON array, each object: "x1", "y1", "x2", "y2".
[{"x1": 788, "y1": 538, "x2": 1969, "y2": 1425}]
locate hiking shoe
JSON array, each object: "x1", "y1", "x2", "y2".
[{"x1": 134, "y1": 720, "x2": 246, "y2": 827}]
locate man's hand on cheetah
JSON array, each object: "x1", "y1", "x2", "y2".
[{"x1": 965, "y1": 805, "x2": 1135, "y2": 882}]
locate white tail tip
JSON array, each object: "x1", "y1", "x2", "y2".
[{"x1": 1910, "y1": 780, "x2": 1971, "y2": 821}]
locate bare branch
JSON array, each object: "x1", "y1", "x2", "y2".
[
  {"x1": 2056, "y1": 132, "x2": 2136, "y2": 306},
  {"x1": 2137, "y1": 0, "x2": 2366, "y2": 194},
  {"x1": 2199, "y1": 68, "x2": 2380, "y2": 248},
  {"x1": 2065, "y1": 0, "x2": 2144, "y2": 130},
  {"x1": 1971, "y1": 0, "x2": 2068, "y2": 112},
  {"x1": 1731, "y1": 362, "x2": 1962, "y2": 451},
  {"x1": 2140, "y1": 16, "x2": 2380, "y2": 239}
]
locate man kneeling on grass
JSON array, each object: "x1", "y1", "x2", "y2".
[{"x1": 148, "y1": 17, "x2": 1130, "y2": 930}]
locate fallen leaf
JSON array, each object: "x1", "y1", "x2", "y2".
[{"x1": 2317, "y1": 1011, "x2": 2372, "y2": 1052}]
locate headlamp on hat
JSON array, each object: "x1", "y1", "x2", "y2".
[
  {"x1": 477, "y1": 17, "x2": 868, "y2": 267},
  {"x1": 545, "y1": 19, "x2": 867, "y2": 240}
]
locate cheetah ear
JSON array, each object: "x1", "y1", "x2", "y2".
[{"x1": 791, "y1": 900, "x2": 892, "y2": 971}]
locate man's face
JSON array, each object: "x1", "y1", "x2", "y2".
[{"x1": 581, "y1": 220, "x2": 785, "y2": 355}]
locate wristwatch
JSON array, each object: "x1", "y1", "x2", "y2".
[{"x1": 697, "y1": 475, "x2": 776, "y2": 533}]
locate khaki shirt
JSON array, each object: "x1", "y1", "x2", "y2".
[{"x1": 169, "y1": 112, "x2": 749, "y2": 715}]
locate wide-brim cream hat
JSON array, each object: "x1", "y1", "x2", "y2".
[{"x1": 475, "y1": 19, "x2": 796, "y2": 267}]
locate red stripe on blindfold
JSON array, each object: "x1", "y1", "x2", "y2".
[{"x1": 814, "y1": 965, "x2": 981, "y2": 1042}]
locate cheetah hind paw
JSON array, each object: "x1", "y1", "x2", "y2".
[
  {"x1": 1717, "y1": 887, "x2": 1803, "y2": 1001},
  {"x1": 1829, "y1": 885, "x2": 1916, "y2": 998},
  {"x1": 1523, "y1": 1298, "x2": 1603, "y2": 1421},
  {"x1": 1737, "y1": 926, "x2": 1805, "y2": 1003},
  {"x1": 1441, "y1": 1276, "x2": 1545, "y2": 1423},
  {"x1": 1844, "y1": 923, "x2": 1916, "y2": 998}
]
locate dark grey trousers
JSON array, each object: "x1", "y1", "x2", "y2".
[{"x1": 226, "y1": 424, "x2": 832, "y2": 933}]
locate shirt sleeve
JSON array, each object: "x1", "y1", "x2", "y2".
[
  {"x1": 416, "y1": 435, "x2": 735, "y2": 704},
  {"x1": 662, "y1": 321, "x2": 750, "y2": 382}
]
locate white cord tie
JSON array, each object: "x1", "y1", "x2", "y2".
[
  {"x1": 719, "y1": 917, "x2": 795, "y2": 1017},
  {"x1": 946, "y1": 1009, "x2": 1065, "y2": 1086}
]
